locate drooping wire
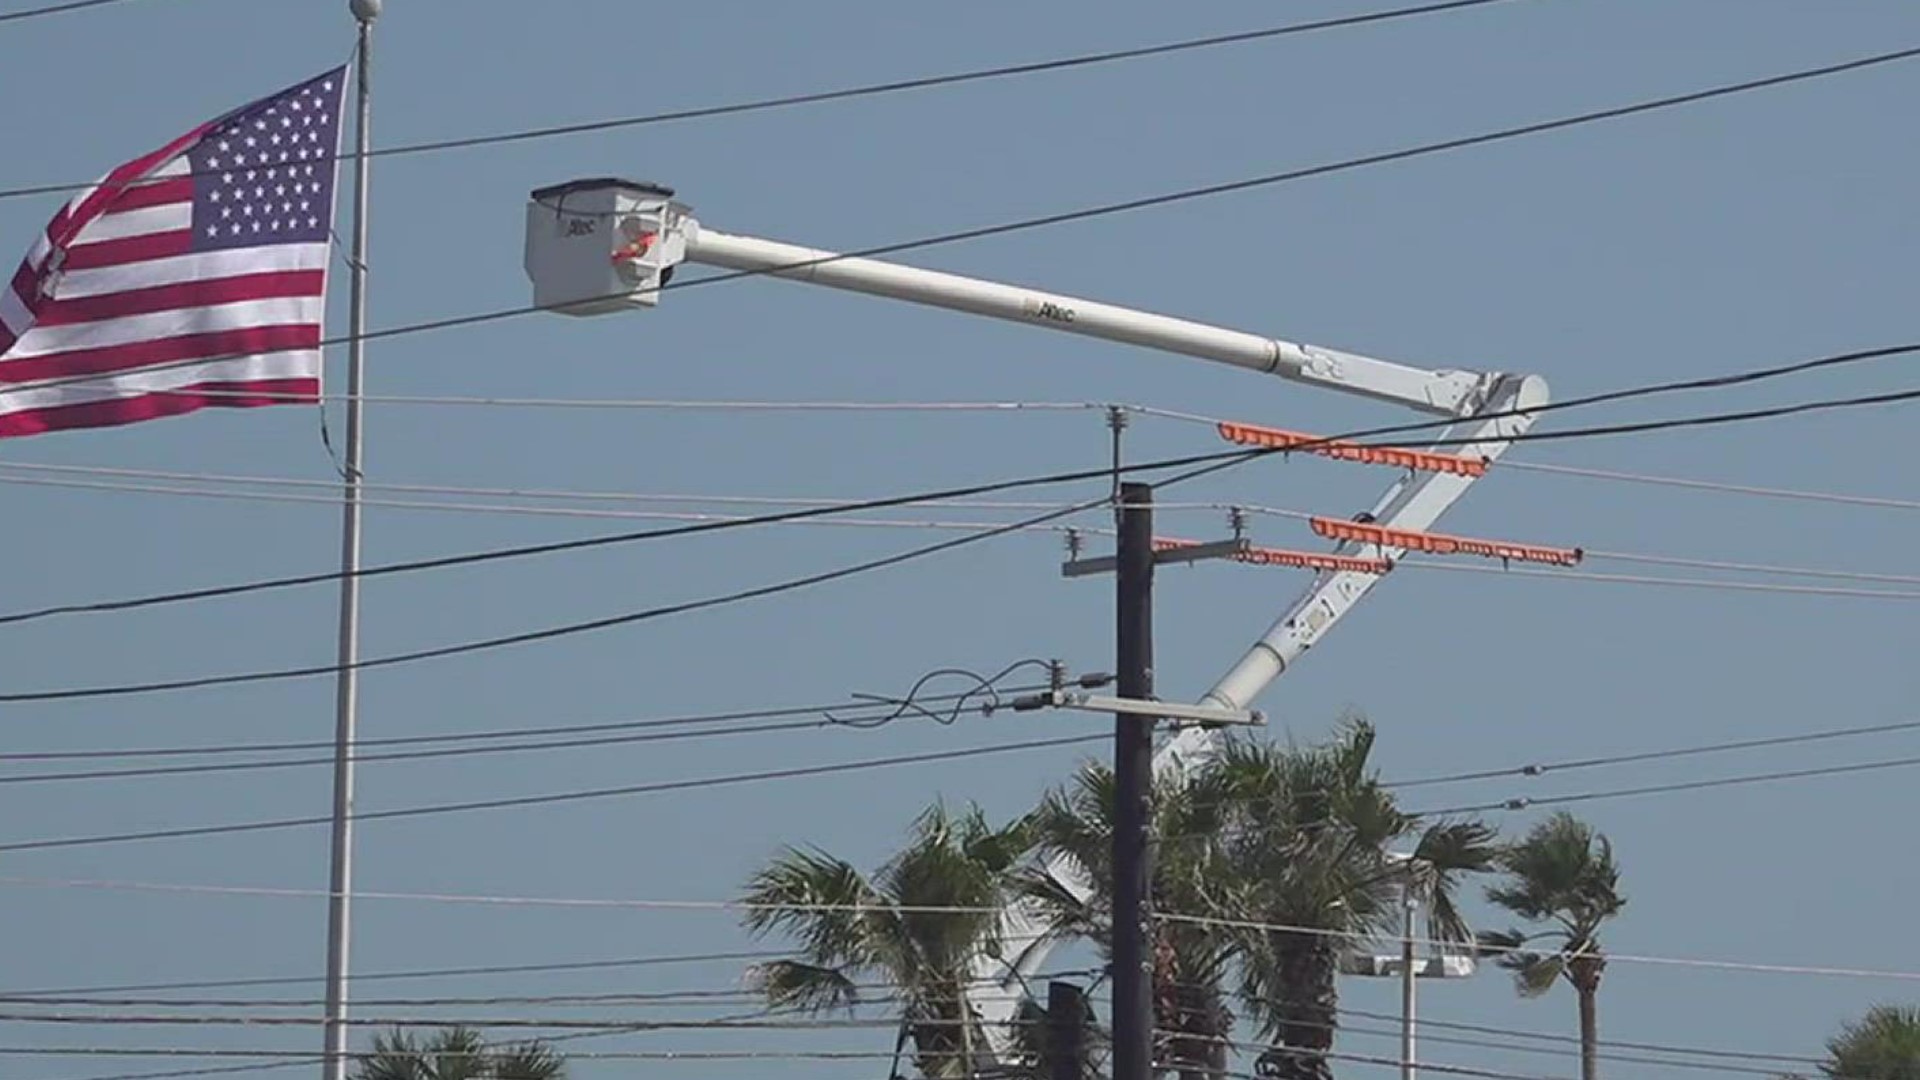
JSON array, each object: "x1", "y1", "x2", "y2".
[{"x1": 825, "y1": 659, "x2": 1064, "y2": 728}]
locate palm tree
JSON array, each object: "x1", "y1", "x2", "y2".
[
  {"x1": 1479, "y1": 811, "x2": 1626, "y2": 1080},
  {"x1": 740, "y1": 801, "x2": 1036, "y2": 1079},
  {"x1": 1019, "y1": 760, "x2": 1236, "y2": 1080},
  {"x1": 351, "y1": 1026, "x2": 567, "y2": 1080},
  {"x1": 1207, "y1": 720, "x2": 1498, "y2": 1080},
  {"x1": 1817, "y1": 1005, "x2": 1920, "y2": 1080}
]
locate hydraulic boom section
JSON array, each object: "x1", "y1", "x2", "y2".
[{"x1": 521, "y1": 177, "x2": 1549, "y2": 1060}]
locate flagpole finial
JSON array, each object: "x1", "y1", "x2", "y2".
[{"x1": 349, "y1": 0, "x2": 381, "y2": 22}]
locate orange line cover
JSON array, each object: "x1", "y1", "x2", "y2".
[
  {"x1": 1152, "y1": 537, "x2": 1391, "y2": 575},
  {"x1": 1310, "y1": 517, "x2": 1583, "y2": 566},
  {"x1": 1217, "y1": 420, "x2": 1488, "y2": 477}
]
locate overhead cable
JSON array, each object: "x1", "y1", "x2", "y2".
[
  {"x1": 8, "y1": 335, "x2": 1920, "y2": 641},
  {"x1": 0, "y1": 496, "x2": 1104, "y2": 702},
  {"x1": 5, "y1": 880, "x2": 1920, "y2": 983},
  {"x1": 10, "y1": 47, "x2": 1919, "y2": 403},
  {"x1": 0, "y1": 682, "x2": 1054, "y2": 762},
  {"x1": 0, "y1": 732, "x2": 1106, "y2": 853},
  {"x1": 0, "y1": 0, "x2": 151, "y2": 24},
  {"x1": 0, "y1": 0, "x2": 1526, "y2": 199}
]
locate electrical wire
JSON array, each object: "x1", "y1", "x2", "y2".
[
  {"x1": 1153, "y1": 909, "x2": 1920, "y2": 982},
  {"x1": 9, "y1": 465, "x2": 1920, "y2": 602},
  {"x1": 0, "y1": 495, "x2": 1113, "y2": 699},
  {"x1": 0, "y1": 673, "x2": 1067, "y2": 785},
  {"x1": 0, "y1": 0, "x2": 150, "y2": 24},
  {"x1": 0, "y1": 682, "x2": 1056, "y2": 763},
  {"x1": 0, "y1": 705, "x2": 993, "y2": 786},
  {"x1": 1502, "y1": 458, "x2": 1920, "y2": 512},
  {"x1": 0, "y1": 0, "x2": 1525, "y2": 199},
  {"x1": 10, "y1": 333, "x2": 1920, "y2": 650},
  {"x1": 56, "y1": 1063, "x2": 312, "y2": 1080},
  {"x1": 1334, "y1": 1005, "x2": 1823, "y2": 1070},
  {"x1": 0, "y1": 496, "x2": 1106, "y2": 701},
  {"x1": 1420, "y1": 750, "x2": 1920, "y2": 818},
  {"x1": 0, "y1": 460, "x2": 1142, "y2": 628},
  {"x1": 7, "y1": 964, "x2": 1106, "y2": 1010},
  {"x1": 4, "y1": 876, "x2": 1919, "y2": 984},
  {"x1": 10, "y1": 45, "x2": 1919, "y2": 404},
  {"x1": 0, "y1": 468, "x2": 1098, "y2": 536},
  {"x1": 1385, "y1": 716, "x2": 1920, "y2": 790},
  {"x1": 1402, "y1": 558, "x2": 1920, "y2": 600},
  {"x1": 0, "y1": 732, "x2": 1107, "y2": 853},
  {"x1": 0, "y1": 1012, "x2": 1020, "y2": 1032},
  {"x1": 0, "y1": 949, "x2": 785, "y2": 998}
]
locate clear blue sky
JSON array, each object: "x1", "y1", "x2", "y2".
[{"x1": 1, "y1": 1, "x2": 1916, "y2": 1077}]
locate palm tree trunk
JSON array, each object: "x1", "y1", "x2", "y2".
[
  {"x1": 1577, "y1": 985, "x2": 1598, "y2": 1080},
  {"x1": 1258, "y1": 933, "x2": 1337, "y2": 1080}
]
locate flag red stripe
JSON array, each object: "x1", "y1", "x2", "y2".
[
  {"x1": 54, "y1": 124, "x2": 212, "y2": 254},
  {"x1": 59, "y1": 230, "x2": 194, "y2": 272},
  {"x1": 35, "y1": 270, "x2": 325, "y2": 328},
  {"x1": 104, "y1": 177, "x2": 194, "y2": 214},
  {"x1": 0, "y1": 377, "x2": 318, "y2": 439},
  {"x1": 9, "y1": 263, "x2": 37, "y2": 305},
  {"x1": 0, "y1": 324, "x2": 320, "y2": 385}
]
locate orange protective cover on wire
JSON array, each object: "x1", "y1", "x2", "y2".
[
  {"x1": 1217, "y1": 420, "x2": 1488, "y2": 477},
  {"x1": 1309, "y1": 517, "x2": 1583, "y2": 566}
]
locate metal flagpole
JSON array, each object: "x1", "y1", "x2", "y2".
[{"x1": 323, "y1": 2, "x2": 379, "y2": 1079}]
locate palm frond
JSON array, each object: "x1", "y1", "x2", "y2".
[
  {"x1": 352, "y1": 1029, "x2": 429, "y2": 1080},
  {"x1": 1510, "y1": 952, "x2": 1564, "y2": 998},
  {"x1": 740, "y1": 845, "x2": 888, "y2": 969},
  {"x1": 489, "y1": 1039, "x2": 568, "y2": 1080},
  {"x1": 748, "y1": 958, "x2": 863, "y2": 1014}
]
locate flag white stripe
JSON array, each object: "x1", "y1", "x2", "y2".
[
  {"x1": 74, "y1": 203, "x2": 193, "y2": 245},
  {"x1": 0, "y1": 283, "x2": 29, "y2": 340},
  {"x1": 0, "y1": 350, "x2": 319, "y2": 415},
  {"x1": 53, "y1": 244, "x2": 328, "y2": 300},
  {"x1": 3, "y1": 296, "x2": 323, "y2": 360},
  {"x1": 149, "y1": 158, "x2": 192, "y2": 180}
]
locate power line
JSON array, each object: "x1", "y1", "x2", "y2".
[
  {"x1": 0, "y1": 468, "x2": 1102, "y2": 534},
  {"x1": 0, "y1": 681, "x2": 1052, "y2": 762},
  {"x1": 0, "y1": 669, "x2": 1066, "y2": 784},
  {"x1": 12, "y1": 466, "x2": 1920, "y2": 604},
  {"x1": 1503, "y1": 458, "x2": 1920, "y2": 512},
  {"x1": 0, "y1": 0, "x2": 1524, "y2": 200},
  {"x1": 7, "y1": 965, "x2": 1106, "y2": 1009},
  {"x1": 0, "y1": 461, "x2": 1140, "y2": 629},
  {"x1": 0, "y1": 949, "x2": 785, "y2": 998},
  {"x1": 1387, "y1": 716, "x2": 1920, "y2": 790},
  {"x1": 1333, "y1": 1005, "x2": 1824, "y2": 1071},
  {"x1": 0, "y1": 705, "x2": 994, "y2": 786},
  {"x1": 1154, "y1": 909, "x2": 1920, "y2": 982},
  {"x1": 11, "y1": 45, "x2": 1919, "y2": 404},
  {"x1": 56, "y1": 1062, "x2": 312, "y2": 1080},
  {"x1": 0, "y1": 732, "x2": 1106, "y2": 853},
  {"x1": 1404, "y1": 558, "x2": 1920, "y2": 600},
  {"x1": 0, "y1": 0, "x2": 150, "y2": 24},
  {"x1": 10, "y1": 331, "x2": 1920, "y2": 642},
  {"x1": 17, "y1": 464, "x2": 1920, "y2": 592},
  {"x1": 5, "y1": 877, "x2": 1920, "y2": 984},
  {"x1": 1422, "y1": 750, "x2": 1920, "y2": 817},
  {"x1": 0, "y1": 496, "x2": 1103, "y2": 702}
]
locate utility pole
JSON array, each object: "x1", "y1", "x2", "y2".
[
  {"x1": 1401, "y1": 871, "x2": 1417, "y2": 1080},
  {"x1": 1112, "y1": 481, "x2": 1156, "y2": 1080}
]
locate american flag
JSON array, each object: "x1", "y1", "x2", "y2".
[{"x1": 0, "y1": 65, "x2": 348, "y2": 438}]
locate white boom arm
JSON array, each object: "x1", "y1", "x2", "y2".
[{"x1": 520, "y1": 178, "x2": 1548, "y2": 1058}]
